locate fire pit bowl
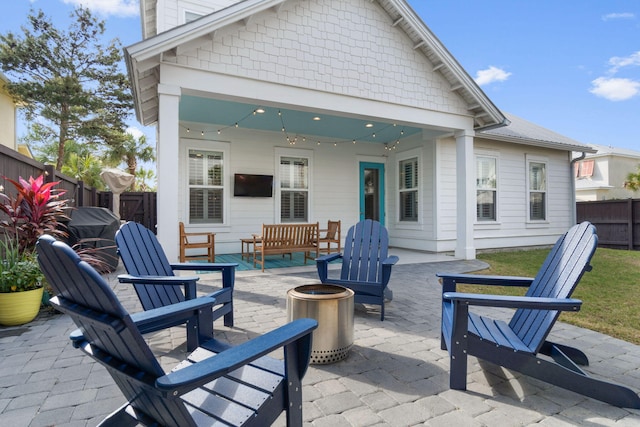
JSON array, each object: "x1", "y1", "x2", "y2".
[{"x1": 286, "y1": 284, "x2": 354, "y2": 364}]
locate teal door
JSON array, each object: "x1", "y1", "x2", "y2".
[{"x1": 359, "y1": 162, "x2": 385, "y2": 224}]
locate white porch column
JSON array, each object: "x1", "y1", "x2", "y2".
[
  {"x1": 455, "y1": 129, "x2": 476, "y2": 260},
  {"x1": 156, "y1": 83, "x2": 181, "y2": 261}
]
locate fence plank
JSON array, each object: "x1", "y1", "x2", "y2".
[{"x1": 577, "y1": 199, "x2": 639, "y2": 250}]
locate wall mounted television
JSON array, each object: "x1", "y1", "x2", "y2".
[{"x1": 233, "y1": 173, "x2": 273, "y2": 197}]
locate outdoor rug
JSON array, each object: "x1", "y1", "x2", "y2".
[{"x1": 193, "y1": 252, "x2": 320, "y2": 272}]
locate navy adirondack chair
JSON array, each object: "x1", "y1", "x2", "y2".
[
  {"x1": 316, "y1": 219, "x2": 398, "y2": 320},
  {"x1": 36, "y1": 235, "x2": 318, "y2": 427},
  {"x1": 116, "y1": 221, "x2": 237, "y2": 351},
  {"x1": 438, "y1": 222, "x2": 640, "y2": 408}
]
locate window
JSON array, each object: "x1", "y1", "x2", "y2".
[
  {"x1": 528, "y1": 160, "x2": 547, "y2": 221},
  {"x1": 476, "y1": 156, "x2": 497, "y2": 221},
  {"x1": 188, "y1": 149, "x2": 224, "y2": 224},
  {"x1": 280, "y1": 157, "x2": 309, "y2": 222},
  {"x1": 576, "y1": 159, "x2": 595, "y2": 178},
  {"x1": 399, "y1": 157, "x2": 418, "y2": 222}
]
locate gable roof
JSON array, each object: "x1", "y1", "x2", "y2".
[
  {"x1": 126, "y1": 0, "x2": 505, "y2": 129},
  {"x1": 479, "y1": 112, "x2": 596, "y2": 153}
]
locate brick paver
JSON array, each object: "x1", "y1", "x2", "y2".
[{"x1": 1, "y1": 255, "x2": 639, "y2": 426}]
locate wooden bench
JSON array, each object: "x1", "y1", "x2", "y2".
[{"x1": 253, "y1": 223, "x2": 319, "y2": 272}]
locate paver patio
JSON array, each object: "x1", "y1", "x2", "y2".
[{"x1": 1, "y1": 249, "x2": 639, "y2": 426}]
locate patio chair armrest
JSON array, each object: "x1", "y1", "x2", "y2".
[
  {"x1": 437, "y1": 272, "x2": 534, "y2": 293},
  {"x1": 156, "y1": 318, "x2": 318, "y2": 395},
  {"x1": 118, "y1": 274, "x2": 200, "y2": 299},
  {"x1": 118, "y1": 274, "x2": 200, "y2": 285},
  {"x1": 316, "y1": 253, "x2": 342, "y2": 263},
  {"x1": 169, "y1": 263, "x2": 237, "y2": 290},
  {"x1": 316, "y1": 253, "x2": 342, "y2": 282},
  {"x1": 131, "y1": 296, "x2": 217, "y2": 335},
  {"x1": 443, "y1": 291, "x2": 582, "y2": 311},
  {"x1": 382, "y1": 255, "x2": 399, "y2": 266},
  {"x1": 170, "y1": 262, "x2": 238, "y2": 272}
]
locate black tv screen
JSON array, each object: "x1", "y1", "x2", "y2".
[{"x1": 234, "y1": 174, "x2": 273, "y2": 197}]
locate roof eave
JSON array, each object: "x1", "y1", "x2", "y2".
[
  {"x1": 388, "y1": 0, "x2": 506, "y2": 129},
  {"x1": 480, "y1": 134, "x2": 598, "y2": 153}
]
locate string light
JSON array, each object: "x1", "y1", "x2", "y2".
[{"x1": 178, "y1": 105, "x2": 406, "y2": 150}]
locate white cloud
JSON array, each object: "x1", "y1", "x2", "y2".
[
  {"x1": 126, "y1": 126, "x2": 145, "y2": 139},
  {"x1": 474, "y1": 66, "x2": 511, "y2": 86},
  {"x1": 602, "y1": 12, "x2": 635, "y2": 21},
  {"x1": 608, "y1": 51, "x2": 640, "y2": 74},
  {"x1": 62, "y1": 0, "x2": 139, "y2": 17},
  {"x1": 589, "y1": 77, "x2": 640, "y2": 101}
]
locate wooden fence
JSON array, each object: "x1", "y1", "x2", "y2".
[
  {"x1": 1, "y1": 144, "x2": 156, "y2": 231},
  {"x1": 577, "y1": 199, "x2": 640, "y2": 250}
]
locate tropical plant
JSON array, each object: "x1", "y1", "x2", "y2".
[
  {"x1": 0, "y1": 237, "x2": 44, "y2": 293},
  {"x1": 624, "y1": 165, "x2": 640, "y2": 191},
  {"x1": 0, "y1": 174, "x2": 69, "y2": 255}
]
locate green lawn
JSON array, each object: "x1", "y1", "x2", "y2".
[{"x1": 463, "y1": 248, "x2": 640, "y2": 345}]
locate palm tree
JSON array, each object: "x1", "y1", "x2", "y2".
[
  {"x1": 104, "y1": 132, "x2": 155, "y2": 183},
  {"x1": 624, "y1": 165, "x2": 640, "y2": 191}
]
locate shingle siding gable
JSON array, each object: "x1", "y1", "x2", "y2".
[{"x1": 168, "y1": 0, "x2": 469, "y2": 116}]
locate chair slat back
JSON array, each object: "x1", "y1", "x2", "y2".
[
  {"x1": 36, "y1": 235, "x2": 196, "y2": 427},
  {"x1": 116, "y1": 222, "x2": 185, "y2": 309},
  {"x1": 510, "y1": 222, "x2": 598, "y2": 351},
  {"x1": 341, "y1": 220, "x2": 389, "y2": 284},
  {"x1": 325, "y1": 220, "x2": 340, "y2": 239}
]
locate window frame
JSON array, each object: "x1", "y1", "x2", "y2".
[
  {"x1": 183, "y1": 140, "x2": 230, "y2": 227},
  {"x1": 475, "y1": 154, "x2": 498, "y2": 222},
  {"x1": 396, "y1": 148, "x2": 421, "y2": 224},
  {"x1": 275, "y1": 148, "x2": 314, "y2": 223},
  {"x1": 526, "y1": 155, "x2": 548, "y2": 222}
]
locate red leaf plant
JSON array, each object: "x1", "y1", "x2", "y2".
[{"x1": 0, "y1": 175, "x2": 70, "y2": 254}]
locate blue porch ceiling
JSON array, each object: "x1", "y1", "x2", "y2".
[{"x1": 179, "y1": 96, "x2": 424, "y2": 143}]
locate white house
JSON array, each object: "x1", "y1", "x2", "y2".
[
  {"x1": 125, "y1": 0, "x2": 595, "y2": 261},
  {"x1": 575, "y1": 144, "x2": 640, "y2": 201}
]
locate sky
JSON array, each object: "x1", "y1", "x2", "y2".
[{"x1": 1, "y1": 0, "x2": 639, "y2": 153}]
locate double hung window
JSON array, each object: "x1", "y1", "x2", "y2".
[
  {"x1": 476, "y1": 156, "x2": 497, "y2": 221},
  {"x1": 399, "y1": 157, "x2": 418, "y2": 222},
  {"x1": 188, "y1": 149, "x2": 224, "y2": 224},
  {"x1": 528, "y1": 160, "x2": 547, "y2": 221},
  {"x1": 280, "y1": 156, "x2": 309, "y2": 222}
]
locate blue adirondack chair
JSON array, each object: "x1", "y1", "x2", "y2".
[
  {"x1": 316, "y1": 219, "x2": 398, "y2": 320},
  {"x1": 116, "y1": 221, "x2": 237, "y2": 351},
  {"x1": 36, "y1": 235, "x2": 318, "y2": 427},
  {"x1": 438, "y1": 221, "x2": 640, "y2": 408}
]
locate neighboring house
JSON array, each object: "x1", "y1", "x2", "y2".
[
  {"x1": 126, "y1": 0, "x2": 595, "y2": 261},
  {"x1": 574, "y1": 144, "x2": 640, "y2": 201},
  {"x1": 0, "y1": 72, "x2": 17, "y2": 151},
  {"x1": 0, "y1": 72, "x2": 33, "y2": 158}
]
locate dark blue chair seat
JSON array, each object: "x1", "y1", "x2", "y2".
[
  {"x1": 316, "y1": 219, "x2": 398, "y2": 320},
  {"x1": 116, "y1": 221, "x2": 237, "y2": 351},
  {"x1": 438, "y1": 222, "x2": 640, "y2": 408},
  {"x1": 36, "y1": 235, "x2": 317, "y2": 426}
]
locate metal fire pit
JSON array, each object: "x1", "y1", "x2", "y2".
[{"x1": 287, "y1": 284, "x2": 354, "y2": 364}]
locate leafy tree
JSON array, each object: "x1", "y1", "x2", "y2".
[
  {"x1": 135, "y1": 167, "x2": 157, "y2": 192},
  {"x1": 104, "y1": 132, "x2": 155, "y2": 178},
  {"x1": 0, "y1": 7, "x2": 133, "y2": 171},
  {"x1": 624, "y1": 165, "x2": 640, "y2": 191}
]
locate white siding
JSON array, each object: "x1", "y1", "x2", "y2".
[
  {"x1": 179, "y1": 123, "x2": 382, "y2": 254},
  {"x1": 168, "y1": 0, "x2": 469, "y2": 116}
]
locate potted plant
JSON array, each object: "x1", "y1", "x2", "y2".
[{"x1": 0, "y1": 174, "x2": 69, "y2": 326}]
